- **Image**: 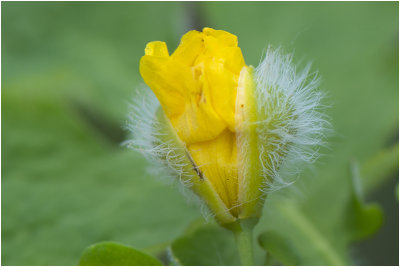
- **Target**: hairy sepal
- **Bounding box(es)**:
[236,66,265,219]
[254,47,328,191]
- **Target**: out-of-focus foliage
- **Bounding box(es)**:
[258,230,301,266]
[79,242,162,266]
[345,161,383,242]
[2,2,398,265]
[170,225,241,266]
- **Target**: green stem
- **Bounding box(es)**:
[280,202,346,265]
[232,220,255,266]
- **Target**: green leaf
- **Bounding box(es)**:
[79,242,163,266]
[258,231,301,265]
[345,161,384,242]
[347,202,383,242]
[361,144,399,193]
[170,225,240,266]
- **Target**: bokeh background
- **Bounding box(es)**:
[2,2,399,266]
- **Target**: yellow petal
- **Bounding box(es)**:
[171,30,205,66]
[144,41,169,57]
[140,54,227,144]
[203,27,238,47]
[203,61,242,131]
[140,55,190,117]
[219,47,246,75]
[171,61,227,143]
[191,34,245,131]
[188,129,238,215]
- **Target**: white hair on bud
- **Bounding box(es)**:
[124,88,206,209]
[254,47,329,192]
[125,88,187,184]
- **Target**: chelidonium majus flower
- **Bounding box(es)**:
[127,28,327,226]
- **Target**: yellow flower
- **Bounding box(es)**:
[140,28,244,143]
[140,28,257,223]
[130,27,327,225]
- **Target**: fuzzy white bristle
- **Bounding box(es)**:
[254,47,329,191]
[124,88,209,214]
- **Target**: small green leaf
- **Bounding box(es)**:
[345,161,384,242]
[79,242,163,266]
[170,225,240,266]
[347,202,383,242]
[258,231,301,266]
[361,144,399,193]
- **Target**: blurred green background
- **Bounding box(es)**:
[2,2,398,266]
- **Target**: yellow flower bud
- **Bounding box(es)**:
[127,28,327,225]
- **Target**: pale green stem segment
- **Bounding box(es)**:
[234,225,254,266]
[225,218,258,266]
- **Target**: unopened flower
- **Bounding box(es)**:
[126,28,327,226]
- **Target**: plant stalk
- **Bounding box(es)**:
[232,220,255,266]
